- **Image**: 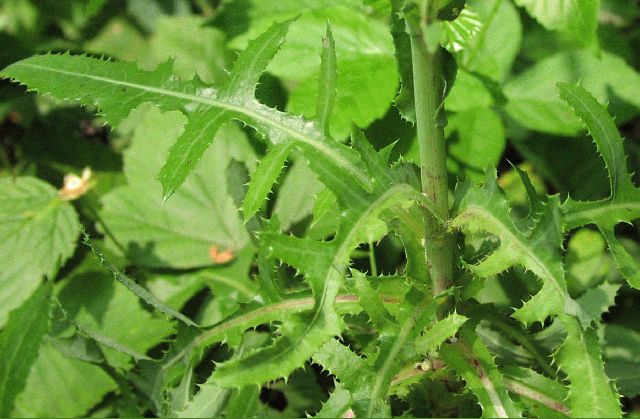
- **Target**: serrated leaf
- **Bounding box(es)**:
[415,311,468,354]
[0,283,52,416]
[101,105,254,268]
[458,0,522,82]
[451,170,581,326]
[440,324,524,418]
[442,7,482,53]
[364,289,437,417]
[0,22,373,201]
[82,232,199,328]
[228,2,398,138]
[0,177,80,327]
[313,339,382,417]
[352,270,396,333]
[575,281,620,325]
[390,0,416,123]
[502,365,569,418]
[558,83,640,290]
[505,52,640,135]
[314,384,352,418]
[212,186,417,389]
[554,315,622,418]
[12,340,116,418]
[513,0,600,50]
[242,142,292,221]
[315,24,337,136]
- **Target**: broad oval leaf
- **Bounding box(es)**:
[0,177,80,327]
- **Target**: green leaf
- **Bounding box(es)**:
[82,233,199,328]
[210,174,418,387]
[0,177,80,327]
[440,324,524,418]
[502,365,569,418]
[315,24,337,136]
[56,257,176,367]
[315,384,352,418]
[242,142,292,222]
[313,338,382,417]
[352,271,396,333]
[12,340,116,418]
[0,283,52,416]
[415,311,468,354]
[442,7,483,53]
[575,281,620,325]
[141,16,232,84]
[601,323,640,397]
[364,289,438,417]
[554,315,622,418]
[505,51,640,135]
[228,2,398,139]
[458,0,522,81]
[1,23,373,202]
[446,107,505,179]
[558,83,640,289]
[390,0,416,123]
[272,156,324,231]
[101,105,254,268]
[452,170,581,326]
[513,0,600,50]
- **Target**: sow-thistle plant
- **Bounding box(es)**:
[0,0,638,418]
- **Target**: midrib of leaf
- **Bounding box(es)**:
[563,201,640,228]
[211,184,418,384]
[151,293,399,380]
[503,378,569,415]
[459,204,564,298]
[367,296,431,417]
[9,62,371,189]
[456,342,512,418]
[558,82,627,193]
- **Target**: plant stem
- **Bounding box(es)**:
[409,16,454,316]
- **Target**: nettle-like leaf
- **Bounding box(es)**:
[554,315,622,418]
[451,170,583,326]
[0,282,52,417]
[0,177,80,327]
[440,323,524,418]
[558,83,640,290]
[513,0,600,50]
[100,104,255,269]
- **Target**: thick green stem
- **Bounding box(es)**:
[409,21,454,315]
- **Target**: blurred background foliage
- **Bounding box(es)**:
[1,0,640,417]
